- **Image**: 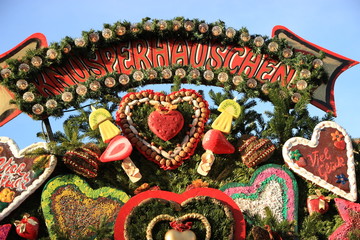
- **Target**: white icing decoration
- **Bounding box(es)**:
[233,180,285,222]
[0,137,57,221]
[282,121,357,202]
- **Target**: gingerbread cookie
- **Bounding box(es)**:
[282,121,357,202]
[0,137,56,221]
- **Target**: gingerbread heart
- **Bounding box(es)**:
[41,175,130,240]
[220,164,298,229]
[0,137,57,221]
[116,89,209,170]
[114,188,246,240]
[282,121,357,202]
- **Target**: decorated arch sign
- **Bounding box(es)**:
[0,18,358,125]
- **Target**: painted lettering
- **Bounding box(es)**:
[0,157,31,191]
[29,38,297,96]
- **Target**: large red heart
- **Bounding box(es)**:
[0,137,57,221]
[114,188,246,240]
[148,108,184,141]
[116,89,209,170]
[282,121,357,202]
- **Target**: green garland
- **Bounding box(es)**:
[0,17,325,120]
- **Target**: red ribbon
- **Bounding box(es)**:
[170,221,193,232]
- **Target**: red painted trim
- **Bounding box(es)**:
[0,33,48,126]
[114,188,246,240]
[0,33,48,61]
[272,25,359,116]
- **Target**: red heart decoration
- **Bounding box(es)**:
[148,109,184,141]
[114,188,246,240]
[116,89,209,170]
[334,140,346,150]
[282,121,357,202]
[0,137,57,221]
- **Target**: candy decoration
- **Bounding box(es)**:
[100,135,142,183]
[329,198,360,240]
[238,135,275,168]
[148,104,184,141]
[63,143,101,178]
[0,137,57,221]
[307,190,331,215]
[221,164,298,229]
[197,129,235,176]
[0,224,11,240]
[42,175,130,240]
[282,121,357,202]
[211,99,241,134]
[89,106,121,143]
[14,213,39,240]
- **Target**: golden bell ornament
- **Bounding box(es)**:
[164,229,196,240]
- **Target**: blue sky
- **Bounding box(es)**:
[0,0,359,149]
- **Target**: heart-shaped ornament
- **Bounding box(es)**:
[148,106,184,141]
[41,174,130,240]
[220,164,298,229]
[116,89,209,170]
[114,188,246,240]
[0,137,57,221]
[282,121,357,202]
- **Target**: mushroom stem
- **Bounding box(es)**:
[197,150,215,176]
[121,157,142,183]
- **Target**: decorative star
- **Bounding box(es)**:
[336,174,349,185]
[329,198,360,240]
[0,224,11,240]
[273,26,359,116]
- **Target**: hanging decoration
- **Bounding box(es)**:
[282,121,357,202]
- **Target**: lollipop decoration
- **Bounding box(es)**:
[100,135,142,183]
[197,99,240,176]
